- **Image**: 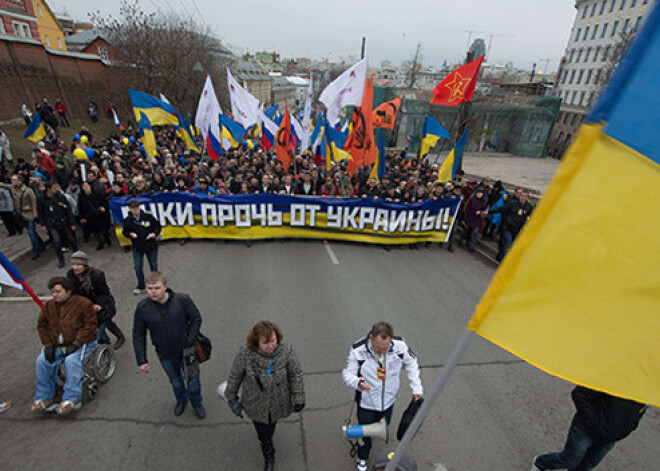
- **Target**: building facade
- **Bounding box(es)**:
[547,0,655,158]
[32,0,65,50]
[0,0,40,40]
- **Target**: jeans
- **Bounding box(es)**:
[35,341,97,403]
[356,406,393,461]
[460,225,480,251]
[98,319,118,343]
[26,219,45,256]
[132,247,158,289]
[158,354,202,406]
[535,422,616,471]
[48,226,78,261]
[496,227,514,262]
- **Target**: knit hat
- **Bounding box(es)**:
[70,251,89,265]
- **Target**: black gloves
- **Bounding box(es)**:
[44,345,56,363]
[63,345,79,356]
[293,402,305,413]
[228,399,244,418]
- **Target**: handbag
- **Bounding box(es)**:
[176,295,212,363]
[396,396,424,441]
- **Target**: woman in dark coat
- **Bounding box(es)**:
[79,181,112,250]
[225,321,305,471]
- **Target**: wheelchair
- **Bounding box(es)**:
[46,338,116,412]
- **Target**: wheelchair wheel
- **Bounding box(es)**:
[92,345,116,383]
[84,381,99,402]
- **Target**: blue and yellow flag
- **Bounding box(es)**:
[437,126,469,183]
[420,116,450,158]
[137,112,157,157]
[176,115,201,153]
[129,89,178,126]
[468,3,660,408]
[24,113,46,143]
[220,114,247,150]
[368,129,387,183]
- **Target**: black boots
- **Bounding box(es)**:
[108,325,125,350]
[260,441,275,471]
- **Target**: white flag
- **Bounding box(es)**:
[301,76,313,151]
[159,93,171,104]
[319,57,368,125]
[195,75,223,141]
[227,68,261,128]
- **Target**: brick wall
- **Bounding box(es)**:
[0,37,131,122]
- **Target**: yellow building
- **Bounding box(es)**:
[32,0,66,51]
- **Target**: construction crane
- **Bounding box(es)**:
[464,30,515,60]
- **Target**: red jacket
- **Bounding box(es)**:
[55,102,67,114]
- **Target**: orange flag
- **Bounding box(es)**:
[431,55,484,107]
[372,96,401,130]
[275,105,292,171]
[346,77,377,176]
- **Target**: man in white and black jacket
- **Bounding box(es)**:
[342,322,423,471]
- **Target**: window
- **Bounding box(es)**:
[634,16,643,31]
[588,92,596,107]
[580,92,586,106]
[609,0,616,12]
[575,28,582,41]
[600,0,607,14]
[612,20,619,35]
[620,0,626,10]
[595,69,601,83]
[582,6,588,19]
[602,23,609,37]
[577,70,584,84]
[585,48,592,62]
[630,0,636,6]
[591,3,598,15]
[45,34,50,47]
[570,70,576,83]
[603,45,611,60]
[12,22,31,39]
[571,113,580,126]
[57,37,62,49]
[594,46,601,61]
[583,26,590,40]
[572,91,579,105]
[563,112,571,124]
[623,18,630,32]
[37,4,43,16]
[562,70,568,83]
[586,69,593,84]
[592,24,599,38]
[577,49,583,62]
[569,49,576,62]
[98,46,108,60]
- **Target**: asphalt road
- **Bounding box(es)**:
[0,239,658,470]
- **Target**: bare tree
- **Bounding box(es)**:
[91,0,228,118]
[403,43,423,88]
[596,29,635,93]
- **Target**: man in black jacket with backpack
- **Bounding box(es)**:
[122,199,161,294]
[531,385,647,470]
[132,271,206,419]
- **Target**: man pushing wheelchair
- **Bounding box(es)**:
[32,277,97,416]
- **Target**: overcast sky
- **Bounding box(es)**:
[50,0,577,72]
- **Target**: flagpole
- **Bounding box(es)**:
[383,330,475,471]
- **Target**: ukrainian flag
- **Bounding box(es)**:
[437,127,469,183]
[129,89,178,126]
[176,115,201,153]
[368,129,386,183]
[220,114,246,150]
[419,116,449,158]
[468,3,660,408]
[326,119,352,169]
[24,113,46,143]
[137,112,157,157]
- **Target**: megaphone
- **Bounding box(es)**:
[342,417,388,443]
[217,380,228,401]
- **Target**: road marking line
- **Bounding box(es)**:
[323,241,340,265]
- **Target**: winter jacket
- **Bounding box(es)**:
[79,190,110,233]
[0,183,38,221]
[37,295,97,347]
[132,290,201,365]
[122,210,161,254]
[571,386,647,444]
[225,343,305,423]
[343,335,423,411]
[463,196,487,228]
[488,198,533,235]
[39,192,75,229]
[0,187,13,213]
[67,267,116,323]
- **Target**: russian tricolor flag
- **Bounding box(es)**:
[0,250,42,307]
[206,127,225,161]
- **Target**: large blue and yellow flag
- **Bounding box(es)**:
[420,116,450,158]
[129,89,178,126]
[368,130,387,183]
[437,126,469,183]
[468,3,660,408]
[24,113,46,143]
[176,114,201,153]
[220,114,247,150]
[137,112,157,157]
